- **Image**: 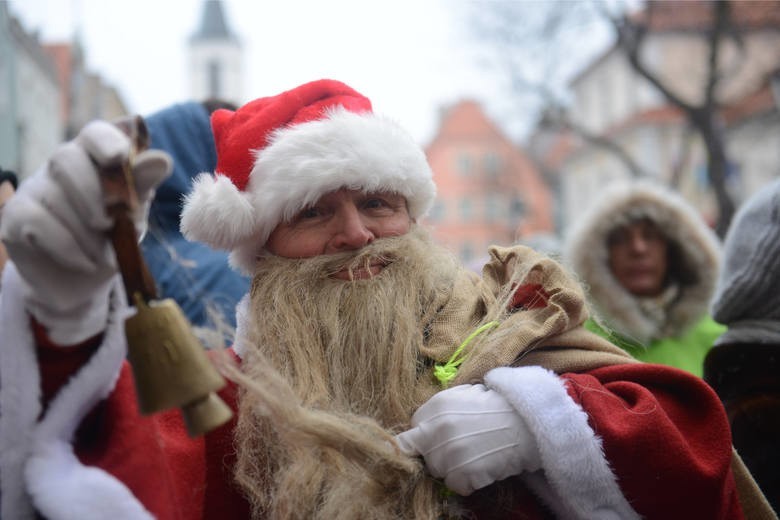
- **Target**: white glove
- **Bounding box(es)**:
[394,383,541,496]
[0,120,172,344]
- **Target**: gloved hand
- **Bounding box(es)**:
[394,383,541,496]
[0,120,172,344]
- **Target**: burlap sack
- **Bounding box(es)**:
[421,244,775,519]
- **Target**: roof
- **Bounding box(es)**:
[721,82,778,125]
[429,100,508,143]
[571,0,780,87]
[6,7,58,84]
[190,0,238,42]
[634,0,780,33]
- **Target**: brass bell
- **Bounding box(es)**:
[125,293,233,437]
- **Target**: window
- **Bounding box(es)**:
[696,161,741,190]
[509,196,525,220]
[460,242,475,264]
[483,153,502,179]
[427,200,445,222]
[456,153,473,176]
[460,197,473,221]
[485,195,502,222]
[695,164,709,188]
[208,60,222,98]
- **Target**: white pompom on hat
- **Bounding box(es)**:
[180,79,436,274]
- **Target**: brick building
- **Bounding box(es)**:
[424,100,554,265]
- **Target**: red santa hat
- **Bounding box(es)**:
[180,79,436,274]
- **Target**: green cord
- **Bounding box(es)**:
[433,321,499,387]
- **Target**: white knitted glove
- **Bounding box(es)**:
[394,383,541,496]
[0,120,171,344]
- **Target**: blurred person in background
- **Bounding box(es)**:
[142,99,250,345]
[705,178,780,513]
[563,180,725,377]
[0,168,18,283]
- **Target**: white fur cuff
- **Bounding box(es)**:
[485,366,639,520]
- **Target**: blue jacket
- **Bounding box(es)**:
[141,102,250,333]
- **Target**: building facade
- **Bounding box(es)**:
[0,2,62,180]
[424,100,554,265]
[538,0,780,232]
[44,42,128,141]
[0,3,129,181]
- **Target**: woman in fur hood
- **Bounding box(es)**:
[563,180,725,377]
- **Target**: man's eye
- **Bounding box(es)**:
[364,198,386,209]
[298,207,321,219]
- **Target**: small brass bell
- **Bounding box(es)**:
[126,294,233,437]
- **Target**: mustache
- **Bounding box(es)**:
[270,235,408,280]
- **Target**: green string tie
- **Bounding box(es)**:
[433,321,499,388]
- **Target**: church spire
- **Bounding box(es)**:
[187,0,244,104]
[190,0,237,42]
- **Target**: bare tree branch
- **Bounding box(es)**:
[704,1,729,111]
[467,0,756,235]
[603,0,698,113]
[541,111,649,178]
[597,0,738,235]
[669,124,696,189]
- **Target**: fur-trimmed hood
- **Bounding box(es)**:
[563,180,721,344]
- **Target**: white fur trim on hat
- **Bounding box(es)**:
[180,173,257,250]
[181,108,435,275]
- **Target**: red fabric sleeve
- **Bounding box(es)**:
[34,320,250,519]
[74,363,249,519]
[563,363,743,519]
[33,318,101,410]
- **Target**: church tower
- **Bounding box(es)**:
[188,0,243,105]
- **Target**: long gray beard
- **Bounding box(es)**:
[240,226,457,424]
[231,226,465,519]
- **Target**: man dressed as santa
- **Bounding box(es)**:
[0,79,770,519]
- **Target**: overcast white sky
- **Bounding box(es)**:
[8,0,524,145]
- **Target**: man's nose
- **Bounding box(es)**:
[329,206,375,251]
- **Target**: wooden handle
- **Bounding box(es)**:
[107,201,158,303]
[100,116,157,304]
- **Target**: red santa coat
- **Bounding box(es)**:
[34,343,744,519]
[53,355,249,519]
[0,266,743,519]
